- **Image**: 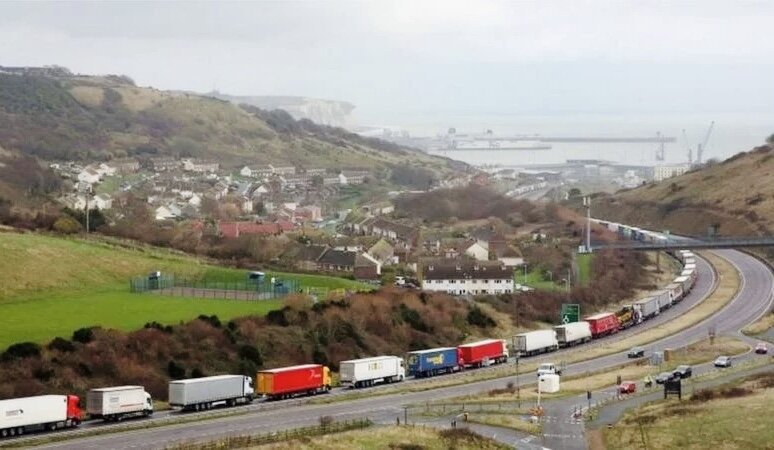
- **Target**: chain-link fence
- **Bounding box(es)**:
[130,274,300,301]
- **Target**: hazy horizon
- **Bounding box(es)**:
[2,1,773,125]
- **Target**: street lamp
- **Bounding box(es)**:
[523,263,528,285]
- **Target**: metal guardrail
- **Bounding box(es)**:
[591,237,774,251]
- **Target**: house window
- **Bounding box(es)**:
[472,280,477,284]
[450,280,456,284]
[495,279,501,284]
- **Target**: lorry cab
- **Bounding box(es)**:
[144,392,154,414]
[323,366,332,390]
[66,395,82,424]
[243,375,255,398]
[398,359,406,380]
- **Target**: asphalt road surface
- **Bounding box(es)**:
[25,249,773,449]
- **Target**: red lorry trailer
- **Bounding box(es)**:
[256,364,332,400]
[584,312,621,338]
[458,339,509,368]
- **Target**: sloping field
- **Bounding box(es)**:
[0,231,366,348]
[594,144,774,236]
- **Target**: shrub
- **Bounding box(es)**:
[167,360,186,379]
[72,327,96,344]
[190,367,205,378]
[52,216,82,234]
[47,337,76,353]
[467,306,496,328]
[237,344,263,367]
[2,342,42,361]
[197,315,222,328]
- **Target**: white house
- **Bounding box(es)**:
[77,168,101,185]
[155,204,182,220]
[653,164,691,182]
[240,166,253,177]
[188,194,202,207]
[93,193,113,210]
[241,196,253,213]
[97,163,116,177]
[463,241,489,261]
[338,173,348,185]
[60,194,88,210]
[421,263,514,296]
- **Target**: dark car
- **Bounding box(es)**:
[673,365,692,379]
[655,372,676,384]
[627,346,645,358]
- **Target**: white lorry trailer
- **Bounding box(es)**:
[554,321,592,347]
[634,296,660,320]
[652,290,672,310]
[512,330,559,356]
[87,386,153,421]
[0,395,81,437]
[339,356,405,388]
[169,375,254,412]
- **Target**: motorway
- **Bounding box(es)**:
[21,249,773,449]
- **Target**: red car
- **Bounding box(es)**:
[755,342,768,354]
[618,382,637,394]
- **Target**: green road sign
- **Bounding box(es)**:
[561,303,580,323]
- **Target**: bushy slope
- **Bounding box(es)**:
[593,144,774,237]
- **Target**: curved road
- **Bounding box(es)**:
[26,249,774,449]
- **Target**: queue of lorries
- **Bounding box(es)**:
[0,222,699,439]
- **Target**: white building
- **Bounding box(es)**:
[653,164,691,182]
[463,241,489,261]
[93,193,113,210]
[77,168,101,185]
[421,263,514,295]
[155,204,182,221]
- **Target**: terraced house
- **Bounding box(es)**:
[421,263,514,295]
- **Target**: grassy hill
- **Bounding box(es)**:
[0,67,462,203]
[593,143,774,237]
[0,230,367,349]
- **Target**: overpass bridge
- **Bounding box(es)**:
[591,236,774,251]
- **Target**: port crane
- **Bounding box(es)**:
[682,121,715,165]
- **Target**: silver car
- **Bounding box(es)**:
[713,356,732,368]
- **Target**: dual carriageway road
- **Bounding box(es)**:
[23,248,774,449]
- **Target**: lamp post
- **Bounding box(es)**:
[523,263,528,285]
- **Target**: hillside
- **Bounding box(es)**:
[0,66,460,200]
[207,91,356,127]
[593,143,774,237]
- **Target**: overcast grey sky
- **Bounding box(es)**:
[1,1,773,124]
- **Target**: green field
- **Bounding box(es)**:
[0,232,368,349]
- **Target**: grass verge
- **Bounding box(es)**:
[255,425,510,450]
[599,371,774,450]
[468,413,542,435]
[741,312,774,338]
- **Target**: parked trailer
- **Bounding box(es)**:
[87,386,153,422]
[407,347,461,378]
[458,339,509,367]
[652,289,672,310]
[584,312,621,338]
[684,258,696,266]
[512,330,559,356]
[339,356,404,388]
[0,395,81,437]
[169,375,254,411]
[681,268,697,288]
[554,321,592,347]
[634,296,660,320]
[257,364,331,399]
[665,283,684,304]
